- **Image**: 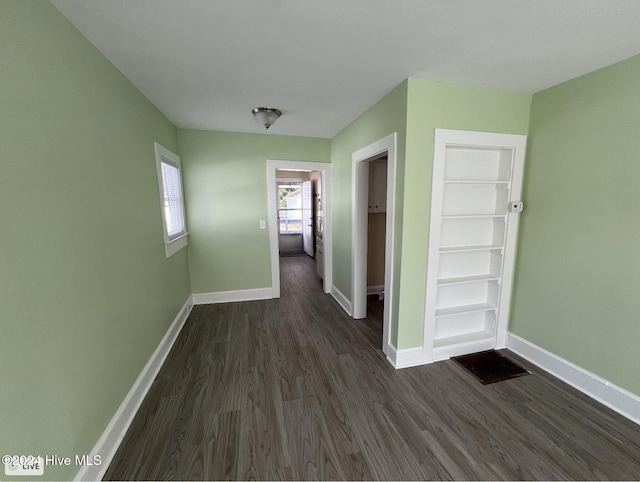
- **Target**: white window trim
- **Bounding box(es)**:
[277,181,304,235]
[154,142,188,258]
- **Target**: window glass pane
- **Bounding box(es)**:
[161,161,185,238]
[278,184,302,234]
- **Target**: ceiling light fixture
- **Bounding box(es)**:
[252,107,282,130]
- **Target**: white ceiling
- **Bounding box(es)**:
[51,0,640,138]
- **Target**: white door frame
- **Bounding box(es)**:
[351,133,397,356]
[267,160,332,297]
[301,180,314,257]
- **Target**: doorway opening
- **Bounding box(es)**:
[276,171,320,260]
[366,158,388,338]
[352,133,397,357]
[267,160,332,298]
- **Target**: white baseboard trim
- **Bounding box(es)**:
[75,296,194,481]
[389,345,427,369]
[507,332,640,426]
[367,284,384,295]
[192,287,273,305]
[386,343,398,367]
[330,285,352,316]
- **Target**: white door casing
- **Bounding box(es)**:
[351,133,397,357]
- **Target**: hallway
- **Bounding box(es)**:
[105,256,640,480]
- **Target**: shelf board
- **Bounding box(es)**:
[443,179,510,185]
[441,214,506,220]
[435,302,496,318]
[433,329,495,348]
[440,244,503,253]
[438,274,500,286]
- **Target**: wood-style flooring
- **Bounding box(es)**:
[105,255,640,480]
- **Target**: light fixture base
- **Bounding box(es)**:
[252,107,282,130]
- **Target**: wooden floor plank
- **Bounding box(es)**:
[104,255,640,480]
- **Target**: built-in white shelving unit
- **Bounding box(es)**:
[424,129,527,361]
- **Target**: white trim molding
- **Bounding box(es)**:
[75,297,194,481]
[192,287,273,305]
[367,284,385,295]
[508,332,640,426]
[386,344,426,369]
[386,344,398,367]
[330,285,352,316]
[164,233,189,258]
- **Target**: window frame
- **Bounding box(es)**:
[277,182,304,235]
[154,142,188,258]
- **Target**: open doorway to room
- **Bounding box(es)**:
[276,170,321,259]
[352,134,397,357]
[275,169,324,298]
[366,158,388,337]
[267,160,332,299]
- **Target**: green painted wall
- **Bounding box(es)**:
[509,54,640,395]
[396,79,532,349]
[2,5,634,477]
[0,2,191,480]
[330,82,408,345]
[178,130,330,294]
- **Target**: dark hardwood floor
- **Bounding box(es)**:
[105,255,640,480]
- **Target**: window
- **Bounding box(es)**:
[278,183,303,234]
[154,143,188,257]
